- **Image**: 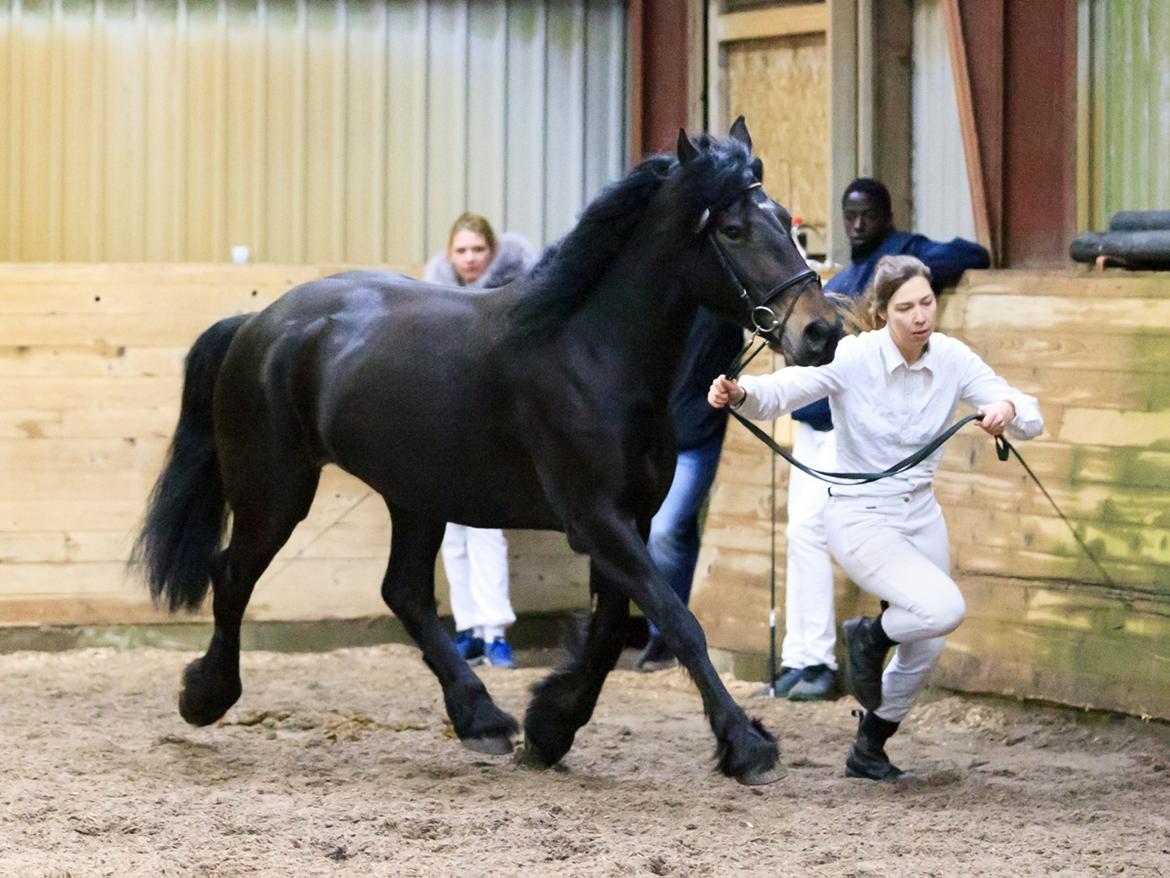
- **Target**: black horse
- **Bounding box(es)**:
[134,118,840,785]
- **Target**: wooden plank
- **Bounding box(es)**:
[958,294,1170,334]
[714,4,828,44]
[0,377,181,410]
[0,408,179,441]
[935,470,1170,528]
[0,284,287,315]
[940,433,1170,489]
[0,346,187,379]
[828,0,858,264]
[0,262,419,284]
[0,595,177,627]
[0,437,170,470]
[3,470,157,502]
[1057,408,1170,447]
[0,313,257,347]
[990,364,1170,411]
[0,500,145,533]
[0,530,132,564]
[955,329,1169,375]
[942,0,993,256]
[946,506,1170,571]
[953,543,1166,589]
[960,268,1170,299]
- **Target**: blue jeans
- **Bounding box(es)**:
[646,436,725,639]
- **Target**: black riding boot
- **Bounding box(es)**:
[845,709,904,782]
[842,614,895,711]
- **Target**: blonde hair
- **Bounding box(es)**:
[847,255,933,331]
[447,212,498,254]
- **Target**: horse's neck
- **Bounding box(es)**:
[579,250,699,393]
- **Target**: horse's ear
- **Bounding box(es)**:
[729,115,752,151]
[677,128,700,164]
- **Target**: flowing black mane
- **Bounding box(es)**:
[507,133,758,341]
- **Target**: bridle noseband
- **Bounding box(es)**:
[701,181,821,337]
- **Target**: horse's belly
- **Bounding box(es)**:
[333,436,560,531]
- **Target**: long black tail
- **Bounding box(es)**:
[132,314,251,612]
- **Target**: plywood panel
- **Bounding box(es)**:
[725,32,829,238]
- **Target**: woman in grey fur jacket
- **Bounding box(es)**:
[424,213,537,669]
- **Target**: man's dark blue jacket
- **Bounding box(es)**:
[792,230,990,431]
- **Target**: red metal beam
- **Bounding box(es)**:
[630,0,692,159]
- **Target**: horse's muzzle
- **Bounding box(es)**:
[795,316,841,366]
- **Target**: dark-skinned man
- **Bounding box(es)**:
[768,177,989,702]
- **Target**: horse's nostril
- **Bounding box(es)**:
[803,319,833,346]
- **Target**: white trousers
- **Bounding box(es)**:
[440,524,515,634]
[781,421,838,670]
[825,487,966,722]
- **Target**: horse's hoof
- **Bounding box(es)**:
[178,687,228,727]
[736,764,787,786]
[462,735,514,756]
[514,741,556,770]
[177,661,240,727]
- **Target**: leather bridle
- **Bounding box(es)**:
[701,181,821,337]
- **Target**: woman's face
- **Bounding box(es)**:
[449,230,493,285]
[882,275,936,356]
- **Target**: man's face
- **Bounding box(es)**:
[842,191,893,252]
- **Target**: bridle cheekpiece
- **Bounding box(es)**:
[701,181,821,337]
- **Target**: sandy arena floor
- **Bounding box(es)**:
[1,644,1168,877]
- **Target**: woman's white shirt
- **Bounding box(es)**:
[734,328,1044,497]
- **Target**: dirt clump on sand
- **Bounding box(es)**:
[1,644,1168,877]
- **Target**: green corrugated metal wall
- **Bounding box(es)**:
[1081,0,1170,230]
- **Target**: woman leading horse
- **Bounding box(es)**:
[133,118,840,785]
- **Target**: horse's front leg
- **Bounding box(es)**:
[522,562,630,768]
[534,506,782,785]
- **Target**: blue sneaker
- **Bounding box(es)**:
[454,630,485,664]
[753,666,802,698]
[787,664,837,702]
[773,666,804,697]
[485,637,517,669]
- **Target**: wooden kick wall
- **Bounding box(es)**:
[0,263,589,628]
[691,269,1170,719]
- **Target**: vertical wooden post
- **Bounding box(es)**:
[828,0,858,264]
[942,0,994,258]
[627,0,644,165]
[686,0,706,132]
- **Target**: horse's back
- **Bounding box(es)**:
[212,268,553,523]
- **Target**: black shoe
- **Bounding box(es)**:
[787,664,836,701]
[636,636,677,672]
[845,709,904,782]
[843,615,894,711]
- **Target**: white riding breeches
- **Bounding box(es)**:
[825,486,965,722]
[441,524,515,633]
[781,421,838,671]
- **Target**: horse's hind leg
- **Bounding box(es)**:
[178,466,320,726]
[522,565,629,768]
[381,505,518,753]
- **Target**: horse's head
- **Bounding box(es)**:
[674,118,841,366]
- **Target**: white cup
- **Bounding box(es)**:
[231,245,250,265]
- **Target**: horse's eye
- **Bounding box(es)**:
[721,225,743,241]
